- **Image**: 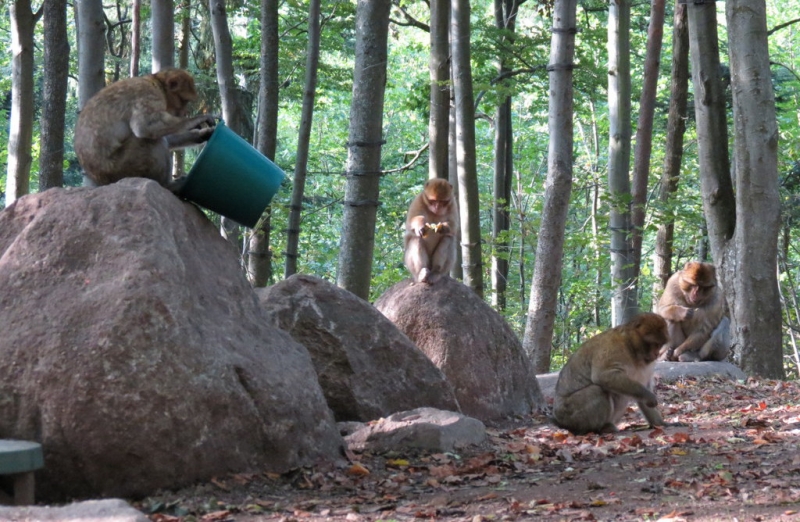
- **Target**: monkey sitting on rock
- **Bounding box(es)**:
[552,313,669,435]
[74,68,217,194]
[656,261,730,362]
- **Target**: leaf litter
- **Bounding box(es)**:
[138,376,800,521]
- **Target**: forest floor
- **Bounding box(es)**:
[138,376,800,522]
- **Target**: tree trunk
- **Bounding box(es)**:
[152,0,175,70]
[653,1,689,291]
[130,0,141,77]
[209,0,248,249]
[522,0,577,373]
[285,0,321,278]
[725,0,782,378]
[172,1,191,178]
[607,0,636,325]
[248,0,280,287]
[335,0,391,299]
[6,0,39,205]
[39,0,69,191]
[687,0,735,262]
[630,0,665,280]
[491,0,518,311]
[451,0,483,297]
[428,0,450,180]
[76,0,105,108]
[448,101,464,280]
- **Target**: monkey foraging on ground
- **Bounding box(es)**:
[552,313,668,435]
[656,261,730,362]
[74,68,217,194]
[404,179,459,284]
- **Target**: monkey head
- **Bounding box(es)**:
[155,68,199,117]
[679,261,717,307]
[423,179,454,217]
[630,312,668,360]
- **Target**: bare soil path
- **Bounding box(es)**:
[139,376,800,522]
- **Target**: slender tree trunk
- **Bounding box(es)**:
[152,0,175,70]
[451,0,483,297]
[285,0,321,278]
[522,0,577,373]
[687,0,735,262]
[39,0,69,191]
[630,0,665,280]
[491,0,518,311]
[130,0,141,77]
[448,101,463,280]
[653,1,689,291]
[336,0,391,299]
[172,1,191,178]
[248,0,280,287]
[77,0,105,108]
[725,0,782,378]
[6,0,39,205]
[429,0,450,180]
[209,0,247,250]
[607,0,636,325]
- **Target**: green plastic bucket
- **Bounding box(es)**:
[180,121,285,228]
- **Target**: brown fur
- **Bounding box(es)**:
[656,261,730,362]
[552,313,668,435]
[74,68,216,193]
[403,179,459,284]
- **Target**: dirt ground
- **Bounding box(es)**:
[138,375,800,522]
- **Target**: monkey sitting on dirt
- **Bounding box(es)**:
[551,313,669,435]
[74,68,217,194]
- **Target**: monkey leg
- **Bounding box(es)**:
[428,235,456,284]
[698,316,731,361]
[552,385,618,435]
[404,237,431,284]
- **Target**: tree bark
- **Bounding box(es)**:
[336,0,391,299]
[248,0,280,287]
[6,0,40,205]
[428,0,450,180]
[285,0,321,277]
[491,0,518,311]
[451,0,483,297]
[630,0,665,280]
[39,0,70,191]
[209,0,248,249]
[653,1,689,291]
[130,0,141,77]
[152,0,175,70]
[607,0,636,325]
[522,0,577,373]
[76,0,105,109]
[725,0,783,378]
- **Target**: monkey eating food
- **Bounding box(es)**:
[656,261,730,362]
[404,179,459,284]
[74,68,217,194]
[551,313,668,435]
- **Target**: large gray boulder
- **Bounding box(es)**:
[257,274,460,421]
[0,179,343,501]
[375,278,544,421]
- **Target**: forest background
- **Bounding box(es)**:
[0,0,798,378]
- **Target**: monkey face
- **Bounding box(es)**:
[426,198,452,216]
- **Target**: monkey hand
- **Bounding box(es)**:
[193,114,219,130]
[433,222,451,234]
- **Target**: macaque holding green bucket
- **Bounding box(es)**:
[179,121,285,228]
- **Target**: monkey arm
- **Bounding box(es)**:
[130,109,217,141]
[165,126,215,150]
[657,304,693,322]
[407,216,427,237]
[592,367,657,407]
